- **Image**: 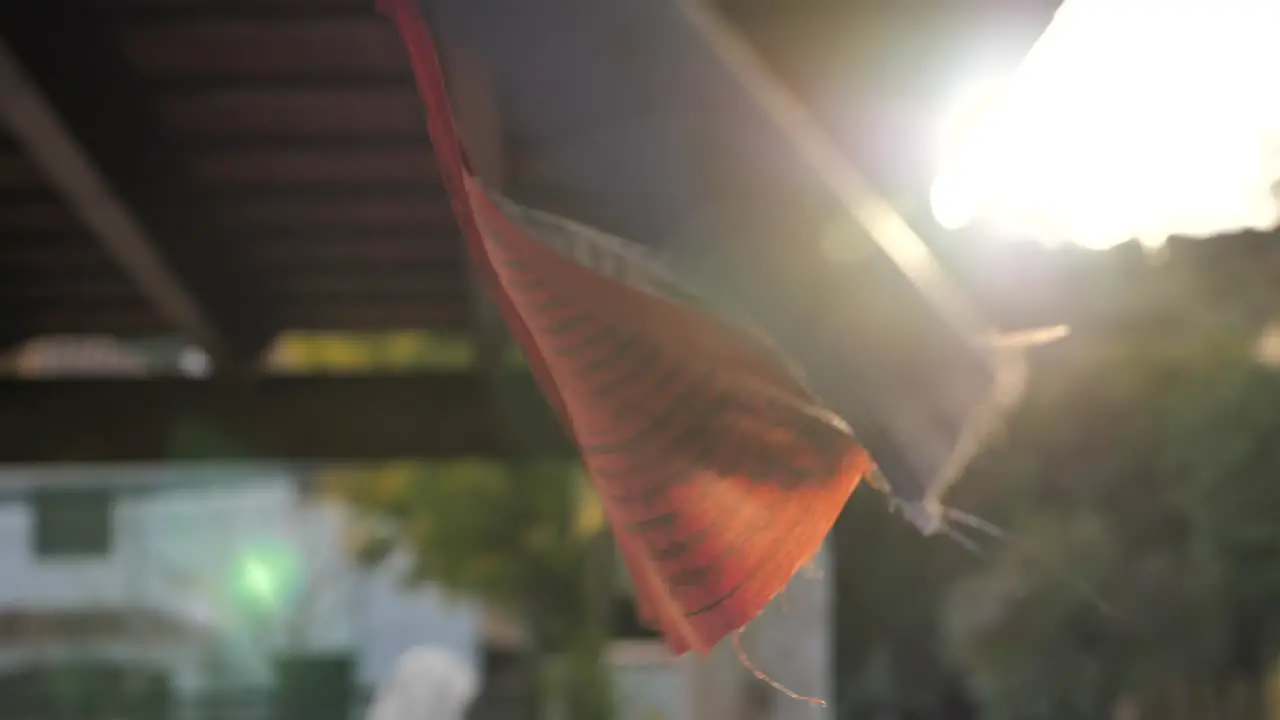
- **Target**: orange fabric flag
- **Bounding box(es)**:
[376,0,871,655]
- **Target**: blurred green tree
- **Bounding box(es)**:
[940,238,1280,719]
[328,459,614,719]
[280,330,611,719]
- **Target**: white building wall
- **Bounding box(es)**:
[0,465,481,693]
[605,543,831,720]
[609,641,693,720]
[687,544,833,720]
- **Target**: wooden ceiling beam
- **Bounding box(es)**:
[93,2,372,23]
[0,373,570,464]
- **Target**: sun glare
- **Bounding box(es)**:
[931,0,1280,250]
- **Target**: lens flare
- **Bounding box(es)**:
[932,0,1280,250]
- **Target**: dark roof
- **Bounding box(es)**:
[0,0,464,366]
[0,0,1070,361]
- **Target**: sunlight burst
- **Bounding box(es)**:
[932,0,1280,250]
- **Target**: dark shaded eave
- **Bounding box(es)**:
[0,1,277,368]
[0,373,570,464]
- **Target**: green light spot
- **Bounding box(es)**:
[242,558,277,602]
[232,546,300,612]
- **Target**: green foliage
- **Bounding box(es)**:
[283,329,606,717]
[328,461,602,648]
[938,242,1280,719]
[328,460,614,718]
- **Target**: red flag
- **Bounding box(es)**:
[377,0,871,655]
